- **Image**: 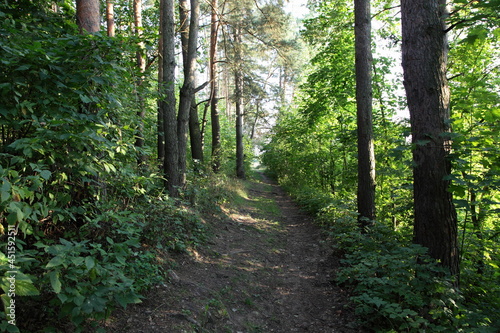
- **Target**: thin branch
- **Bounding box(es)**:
[194,81,209,93]
[371,5,400,19]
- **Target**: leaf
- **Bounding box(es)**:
[15,279,40,296]
[85,257,95,270]
[48,271,61,293]
[6,212,18,225]
[115,292,142,308]
[57,293,68,303]
[39,170,51,180]
[415,139,430,146]
[71,257,84,266]
[46,256,64,268]
[485,108,500,121]
[448,184,466,197]
[73,293,85,306]
[0,293,10,310]
[14,64,31,71]
[453,199,469,209]
[1,180,11,202]
[79,95,92,104]
[7,202,24,223]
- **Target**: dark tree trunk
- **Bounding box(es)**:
[250,102,260,140]
[178,0,200,186]
[157,0,165,167]
[401,0,459,278]
[209,0,221,172]
[189,97,204,162]
[180,1,203,163]
[76,0,100,34]
[160,0,180,196]
[354,0,376,228]
[234,26,245,179]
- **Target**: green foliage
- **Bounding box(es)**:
[263,0,413,229]
[0,3,212,331]
[263,0,499,332]
[320,209,499,332]
[141,197,207,253]
[38,237,143,329]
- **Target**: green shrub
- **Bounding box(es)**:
[38,238,142,329]
[322,213,500,332]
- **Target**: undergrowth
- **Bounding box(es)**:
[266,170,499,332]
[0,166,227,332]
[317,205,500,333]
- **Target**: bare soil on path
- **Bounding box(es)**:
[105,173,364,333]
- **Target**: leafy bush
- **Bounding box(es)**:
[0,5,213,331]
[320,209,499,332]
[140,197,207,253]
[38,238,142,329]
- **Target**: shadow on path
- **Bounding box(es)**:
[105,172,364,333]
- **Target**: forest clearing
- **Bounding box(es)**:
[1,0,499,332]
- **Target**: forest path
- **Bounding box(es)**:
[105,171,362,332]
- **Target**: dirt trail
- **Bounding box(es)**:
[105,173,363,332]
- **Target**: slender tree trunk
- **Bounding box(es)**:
[178,0,200,186]
[76,0,100,34]
[234,25,245,179]
[201,101,209,149]
[354,0,376,228]
[106,0,115,37]
[250,102,260,140]
[160,0,180,196]
[209,0,221,172]
[157,0,165,167]
[189,98,204,162]
[134,0,147,165]
[401,0,459,278]
[179,0,203,163]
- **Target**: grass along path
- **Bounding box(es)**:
[104,171,363,332]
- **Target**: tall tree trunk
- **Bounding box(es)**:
[201,101,209,149]
[401,0,459,278]
[157,0,165,167]
[189,98,204,162]
[178,0,199,186]
[134,0,147,165]
[179,0,203,163]
[209,0,221,172]
[354,0,376,228]
[76,0,100,34]
[106,0,115,37]
[234,25,245,179]
[250,102,260,140]
[160,0,180,196]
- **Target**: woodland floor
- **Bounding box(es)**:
[104,172,365,333]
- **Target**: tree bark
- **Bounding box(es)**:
[157,0,165,167]
[189,97,204,162]
[401,0,459,278]
[234,25,245,179]
[354,0,376,228]
[106,0,115,37]
[160,0,180,196]
[76,0,100,34]
[134,0,147,165]
[178,0,200,186]
[209,0,221,172]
